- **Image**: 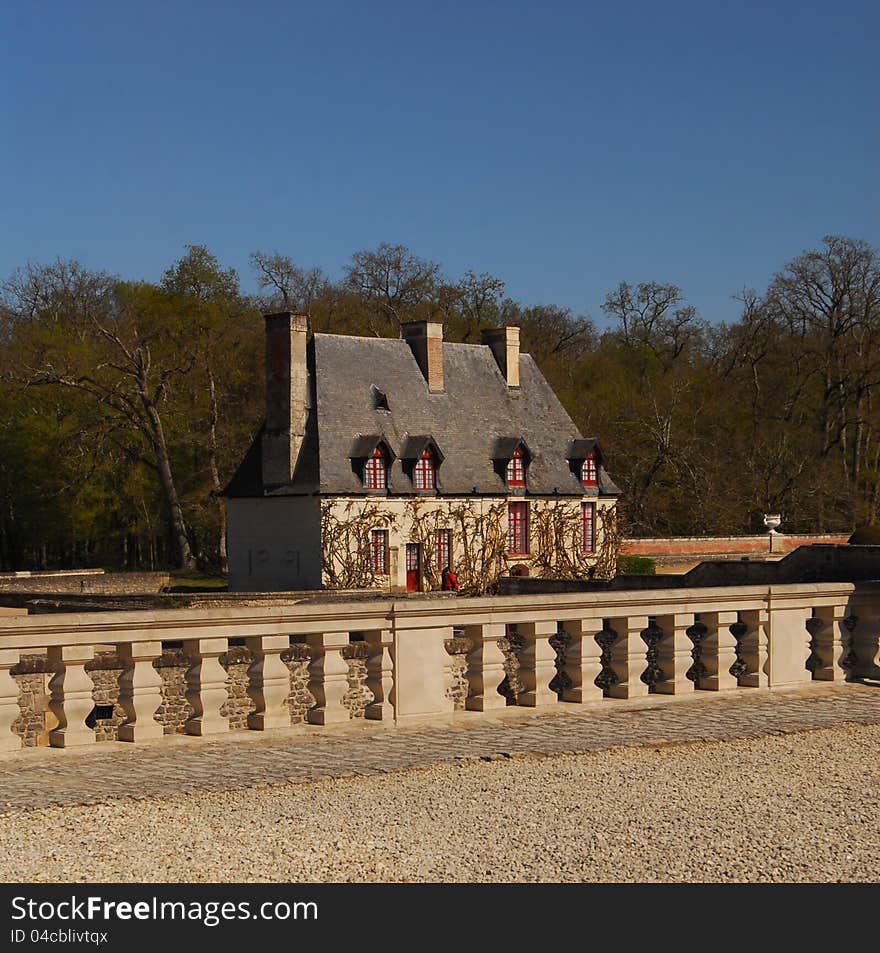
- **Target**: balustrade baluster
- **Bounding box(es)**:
[607,615,650,699]
[0,649,21,751]
[365,628,395,720]
[246,635,292,730]
[48,645,96,747]
[699,611,739,690]
[464,623,508,711]
[737,609,769,687]
[652,613,694,694]
[560,618,604,703]
[117,641,164,742]
[307,632,350,724]
[183,637,230,736]
[516,621,559,706]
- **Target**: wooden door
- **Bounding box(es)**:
[405,543,421,592]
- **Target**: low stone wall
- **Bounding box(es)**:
[620,534,850,559]
[8,643,372,746]
[0,571,170,595]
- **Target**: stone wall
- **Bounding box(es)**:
[0,571,170,595]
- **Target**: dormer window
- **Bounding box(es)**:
[364,446,388,489]
[581,452,597,486]
[414,448,436,490]
[506,447,526,487]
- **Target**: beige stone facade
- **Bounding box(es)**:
[320,495,618,593]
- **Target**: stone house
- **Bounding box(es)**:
[224,313,620,592]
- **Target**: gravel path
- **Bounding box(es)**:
[2,723,878,883]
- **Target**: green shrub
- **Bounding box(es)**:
[848,525,880,545]
[617,555,656,575]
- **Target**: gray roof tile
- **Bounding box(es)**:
[225,333,620,498]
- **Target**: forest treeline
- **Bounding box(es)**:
[1,235,878,572]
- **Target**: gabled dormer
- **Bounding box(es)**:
[349,434,395,491]
[493,437,532,492]
[400,435,445,492]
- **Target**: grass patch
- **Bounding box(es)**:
[167,570,228,591]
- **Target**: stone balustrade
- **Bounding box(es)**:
[0,581,876,752]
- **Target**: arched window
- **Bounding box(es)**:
[414,448,436,490]
[506,447,526,487]
[581,452,597,486]
[364,446,388,489]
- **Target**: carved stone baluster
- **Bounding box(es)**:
[183,637,230,736]
[650,613,693,694]
[117,641,164,742]
[47,645,96,747]
[737,609,769,687]
[516,621,559,706]
[464,623,507,711]
[365,628,395,720]
[846,611,879,679]
[307,632,350,724]
[0,649,22,751]
[699,611,739,690]
[594,623,619,696]
[560,618,604,703]
[607,615,649,699]
[246,635,292,730]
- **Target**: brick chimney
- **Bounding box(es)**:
[482,326,520,388]
[262,311,309,486]
[401,319,444,393]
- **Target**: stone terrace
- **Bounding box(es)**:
[1,682,877,812]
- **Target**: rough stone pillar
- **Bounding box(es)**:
[183,637,230,736]
[246,635,292,730]
[117,641,164,742]
[737,609,769,687]
[560,618,604,703]
[365,628,395,720]
[699,611,739,690]
[47,645,96,747]
[607,615,649,699]
[652,613,695,695]
[463,622,508,711]
[767,605,812,688]
[306,632,350,725]
[0,649,21,751]
[517,621,559,706]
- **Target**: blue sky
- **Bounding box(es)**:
[3,1,877,326]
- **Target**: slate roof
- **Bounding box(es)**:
[225,333,621,498]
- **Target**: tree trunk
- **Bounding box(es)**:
[141,394,195,570]
[206,364,228,573]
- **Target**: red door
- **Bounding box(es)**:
[406,543,421,592]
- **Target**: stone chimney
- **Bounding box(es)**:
[401,319,444,393]
[482,326,520,388]
[262,311,309,486]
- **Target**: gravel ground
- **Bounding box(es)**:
[1,723,878,883]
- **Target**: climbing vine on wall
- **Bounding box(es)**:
[320,498,620,593]
[320,500,397,588]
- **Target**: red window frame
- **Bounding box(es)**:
[506,447,526,486]
[414,448,436,490]
[370,529,388,574]
[436,528,452,570]
[364,446,388,490]
[581,502,595,553]
[507,502,529,554]
[581,453,597,486]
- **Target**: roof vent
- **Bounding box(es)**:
[371,385,390,412]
